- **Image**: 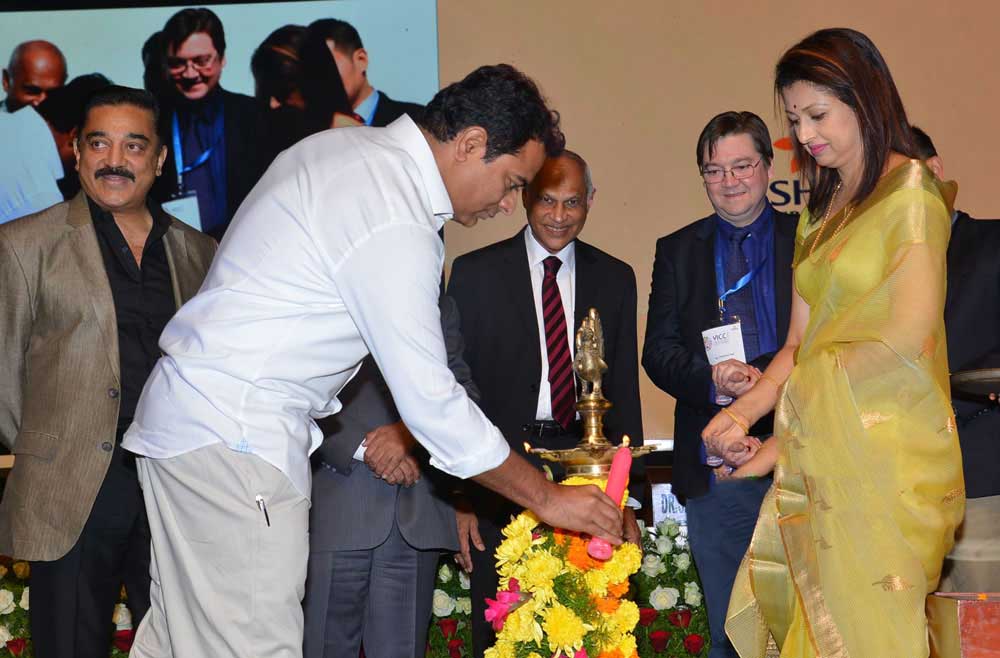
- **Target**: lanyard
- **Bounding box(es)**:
[714,233,767,323]
[172,112,214,191]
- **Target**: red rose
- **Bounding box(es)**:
[448,637,465,658]
[684,633,705,654]
[649,629,671,653]
[438,618,459,639]
[6,639,26,656]
[668,608,692,628]
[639,607,659,626]
[113,629,135,651]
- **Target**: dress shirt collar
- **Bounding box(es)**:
[384,115,453,222]
[714,201,774,242]
[524,225,576,271]
[86,193,172,237]
[355,89,380,126]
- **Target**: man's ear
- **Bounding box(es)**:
[156,143,168,176]
[355,47,369,75]
[586,187,597,210]
[72,134,82,172]
[453,126,487,164]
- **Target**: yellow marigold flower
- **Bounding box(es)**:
[12,562,29,580]
[605,542,642,583]
[611,599,639,634]
[618,634,638,657]
[484,639,517,658]
[495,529,532,570]
[521,549,563,592]
[543,602,592,654]
[585,566,611,595]
[503,603,544,645]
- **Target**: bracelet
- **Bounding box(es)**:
[721,407,750,435]
[759,373,783,389]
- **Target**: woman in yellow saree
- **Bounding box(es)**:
[701,28,965,657]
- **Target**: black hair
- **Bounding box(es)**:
[315,18,364,54]
[418,64,564,161]
[251,25,307,106]
[696,111,774,169]
[35,73,112,134]
[910,125,937,160]
[300,20,356,131]
[77,85,161,142]
[162,7,226,57]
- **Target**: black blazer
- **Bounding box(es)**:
[152,88,265,240]
[642,209,797,501]
[370,91,424,128]
[945,210,1000,498]
[448,230,644,507]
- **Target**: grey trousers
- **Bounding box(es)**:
[303,519,440,658]
[131,443,310,658]
[939,494,1000,592]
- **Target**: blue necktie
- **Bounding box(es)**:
[724,229,760,360]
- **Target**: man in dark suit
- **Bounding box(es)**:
[912,126,1000,592]
[303,295,474,658]
[318,18,424,127]
[449,150,644,657]
[0,86,216,658]
[150,7,264,240]
[642,111,796,658]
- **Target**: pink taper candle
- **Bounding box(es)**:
[587,439,632,560]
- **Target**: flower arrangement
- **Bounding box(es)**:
[0,555,134,657]
[427,560,473,658]
[629,520,709,657]
[484,476,643,658]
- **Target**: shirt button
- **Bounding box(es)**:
[108,388,120,399]
[101,442,113,452]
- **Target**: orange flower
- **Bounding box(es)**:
[592,595,621,614]
[598,649,623,658]
[607,581,629,598]
[566,538,603,571]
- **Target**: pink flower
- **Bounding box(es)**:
[574,648,589,658]
[483,579,524,632]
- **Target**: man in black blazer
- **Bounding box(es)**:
[449,150,643,657]
[912,126,1000,592]
[150,7,265,241]
[642,112,796,658]
[318,18,424,127]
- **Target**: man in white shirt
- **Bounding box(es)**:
[123,64,624,658]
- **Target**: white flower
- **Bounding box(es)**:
[0,590,15,615]
[458,570,470,591]
[0,624,10,644]
[640,554,666,578]
[455,597,472,615]
[649,586,680,611]
[18,587,27,611]
[684,581,702,607]
[112,602,132,630]
[432,589,456,617]
[657,519,681,538]
[438,564,453,584]
[675,534,689,549]
[655,535,674,555]
[673,552,691,571]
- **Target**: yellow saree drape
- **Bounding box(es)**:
[725,161,966,658]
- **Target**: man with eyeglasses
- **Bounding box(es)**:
[150,7,264,240]
[642,111,796,658]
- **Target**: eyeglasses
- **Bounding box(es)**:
[166,53,218,74]
[700,159,762,184]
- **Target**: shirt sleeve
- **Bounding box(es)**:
[333,223,510,479]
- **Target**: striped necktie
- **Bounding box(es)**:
[542,256,575,429]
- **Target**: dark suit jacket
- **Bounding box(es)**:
[945,210,1000,498]
[310,296,475,552]
[370,91,424,128]
[0,192,217,560]
[151,88,265,240]
[642,210,797,501]
[448,229,644,518]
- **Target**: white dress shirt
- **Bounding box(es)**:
[525,229,576,421]
[0,106,64,224]
[123,116,510,497]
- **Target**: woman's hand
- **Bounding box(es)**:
[701,408,762,467]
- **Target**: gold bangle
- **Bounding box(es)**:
[721,407,750,435]
[759,373,782,389]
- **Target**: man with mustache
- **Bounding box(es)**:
[0,86,216,658]
[447,150,644,657]
[150,7,263,240]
